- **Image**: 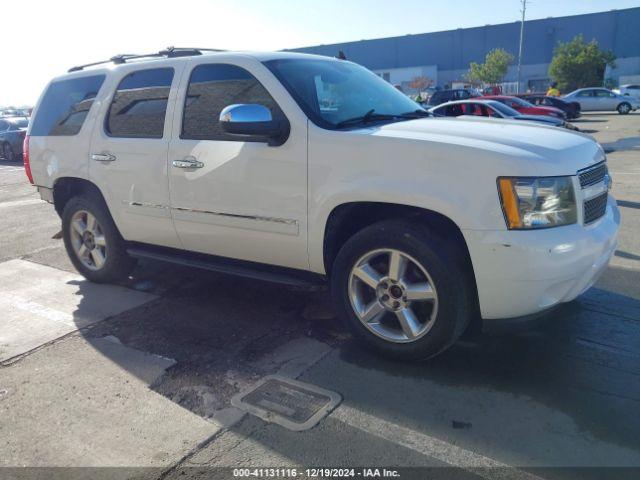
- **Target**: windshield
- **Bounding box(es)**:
[487,101,520,117]
[264,58,425,129]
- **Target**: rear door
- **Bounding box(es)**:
[593,89,617,111]
[89,62,185,248]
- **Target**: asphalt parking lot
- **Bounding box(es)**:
[1,112,639,479]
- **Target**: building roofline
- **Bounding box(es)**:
[286,6,640,51]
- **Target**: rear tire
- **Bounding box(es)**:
[617,102,631,115]
[2,143,15,162]
[330,220,473,361]
[62,195,136,283]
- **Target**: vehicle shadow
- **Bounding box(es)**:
[0,159,23,167]
[617,200,640,210]
[572,118,607,123]
[71,258,342,416]
[600,136,640,153]
[68,261,640,470]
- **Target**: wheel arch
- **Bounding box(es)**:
[322,201,473,277]
[52,177,109,218]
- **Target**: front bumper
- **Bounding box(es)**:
[463,196,620,319]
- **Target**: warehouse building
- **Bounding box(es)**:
[289,7,640,93]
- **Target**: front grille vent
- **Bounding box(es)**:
[579,162,606,188]
[584,192,608,224]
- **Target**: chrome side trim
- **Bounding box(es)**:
[171,206,299,236]
[124,201,299,235]
[172,206,298,225]
[127,201,169,209]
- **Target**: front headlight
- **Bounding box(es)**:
[498,176,577,229]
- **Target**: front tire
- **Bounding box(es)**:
[617,102,631,115]
[62,195,136,283]
[331,220,473,360]
[2,143,15,162]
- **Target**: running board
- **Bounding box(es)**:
[126,244,326,288]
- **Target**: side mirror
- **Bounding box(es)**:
[219,104,289,146]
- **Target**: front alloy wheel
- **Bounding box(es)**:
[349,248,438,343]
[331,220,473,360]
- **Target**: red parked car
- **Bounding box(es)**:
[482,95,566,119]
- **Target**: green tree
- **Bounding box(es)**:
[466,49,514,84]
[548,35,616,92]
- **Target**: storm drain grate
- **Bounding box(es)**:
[232,375,341,431]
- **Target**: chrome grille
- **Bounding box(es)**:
[584,193,608,224]
[579,162,607,188]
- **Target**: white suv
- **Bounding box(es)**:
[25,48,620,360]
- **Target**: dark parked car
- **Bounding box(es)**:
[518,94,581,119]
[427,89,477,106]
[428,100,578,130]
[0,117,29,162]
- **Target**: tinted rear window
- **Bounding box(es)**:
[106,68,174,138]
[31,75,105,136]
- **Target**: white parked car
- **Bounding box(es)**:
[563,87,640,114]
[25,48,619,360]
[615,84,640,101]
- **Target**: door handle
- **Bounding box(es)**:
[91,153,116,162]
[172,157,204,169]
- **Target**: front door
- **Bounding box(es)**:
[576,90,596,110]
[167,59,308,270]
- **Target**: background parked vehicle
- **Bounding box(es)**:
[614,84,640,101]
[517,94,581,119]
[427,89,477,106]
[0,116,28,162]
[428,99,577,130]
[563,88,640,114]
[483,95,566,119]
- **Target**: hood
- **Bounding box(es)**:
[369,116,604,175]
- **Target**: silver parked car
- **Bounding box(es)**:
[563,88,640,114]
[615,84,640,101]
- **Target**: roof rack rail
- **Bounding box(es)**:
[68,46,226,73]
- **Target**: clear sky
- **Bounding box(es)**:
[2,0,638,106]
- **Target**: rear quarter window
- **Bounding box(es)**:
[30,75,106,136]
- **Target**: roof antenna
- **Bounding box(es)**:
[337,50,347,60]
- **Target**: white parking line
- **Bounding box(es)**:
[333,405,544,480]
[0,259,158,362]
[0,198,44,209]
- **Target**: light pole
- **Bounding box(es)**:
[516,0,527,93]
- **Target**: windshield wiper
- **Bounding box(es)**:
[335,108,431,129]
[335,109,389,128]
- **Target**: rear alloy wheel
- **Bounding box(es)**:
[331,220,473,360]
[617,102,631,115]
[62,195,136,283]
[69,210,108,271]
[2,143,15,162]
